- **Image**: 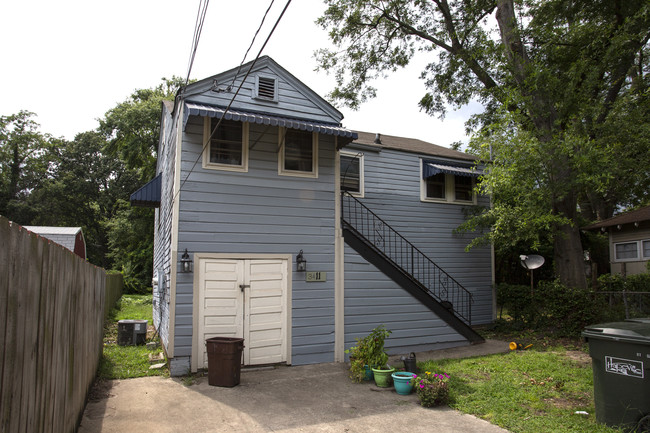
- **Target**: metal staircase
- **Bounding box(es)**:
[341,192,483,343]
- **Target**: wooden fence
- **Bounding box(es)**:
[0,216,122,433]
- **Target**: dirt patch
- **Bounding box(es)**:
[87,379,114,401]
[563,350,591,367]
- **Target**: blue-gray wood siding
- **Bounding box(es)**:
[185,59,343,126]
[152,104,177,353]
[174,115,338,365]
[343,145,493,354]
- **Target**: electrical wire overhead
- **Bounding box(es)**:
[185,0,210,87]
[175,0,293,200]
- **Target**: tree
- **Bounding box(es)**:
[0,111,53,223]
[100,77,185,180]
[316,0,650,288]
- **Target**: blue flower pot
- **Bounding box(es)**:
[364,364,374,381]
[391,371,416,395]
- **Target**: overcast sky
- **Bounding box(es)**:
[0,0,479,147]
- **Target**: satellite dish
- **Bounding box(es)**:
[519,254,545,295]
[519,254,545,270]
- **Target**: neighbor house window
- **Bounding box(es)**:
[643,240,650,259]
[202,117,248,172]
[279,128,318,177]
[340,151,364,196]
[615,242,639,261]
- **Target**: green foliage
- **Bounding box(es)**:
[346,325,392,382]
[99,294,166,380]
[0,111,55,222]
[106,200,154,294]
[420,349,618,433]
[317,0,650,290]
[496,281,604,336]
[414,371,450,408]
[100,76,184,179]
[597,273,650,292]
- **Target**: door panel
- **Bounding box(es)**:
[197,258,287,369]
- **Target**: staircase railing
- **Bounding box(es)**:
[341,192,473,325]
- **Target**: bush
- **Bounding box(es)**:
[496,280,606,336]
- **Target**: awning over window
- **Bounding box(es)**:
[130,174,161,208]
[183,102,358,140]
[422,161,484,179]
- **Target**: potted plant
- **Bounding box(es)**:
[365,325,394,387]
[346,337,373,382]
[414,371,450,407]
[346,325,392,383]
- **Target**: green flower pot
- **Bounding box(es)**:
[372,366,396,388]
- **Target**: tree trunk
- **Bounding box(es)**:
[553,197,588,289]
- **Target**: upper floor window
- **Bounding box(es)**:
[278,128,318,178]
[203,117,249,172]
[340,151,364,196]
[421,160,478,204]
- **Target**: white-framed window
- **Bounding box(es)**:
[340,151,364,197]
[420,160,477,204]
[278,128,318,178]
[202,117,249,172]
[615,240,650,262]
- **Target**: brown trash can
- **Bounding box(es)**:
[206,337,244,387]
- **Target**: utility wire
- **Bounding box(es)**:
[228,0,276,91]
[174,0,293,201]
[185,0,210,87]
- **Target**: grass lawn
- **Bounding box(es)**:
[419,337,623,433]
[98,294,169,380]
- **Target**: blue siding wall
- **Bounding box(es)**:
[343,145,493,354]
[175,116,338,365]
[152,104,176,353]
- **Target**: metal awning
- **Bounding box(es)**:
[183,102,358,140]
[130,174,161,208]
[422,161,484,179]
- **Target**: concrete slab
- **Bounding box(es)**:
[78,340,511,433]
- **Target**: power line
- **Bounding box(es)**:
[228,0,276,91]
[174,0,293,201]
[185,0,210,87]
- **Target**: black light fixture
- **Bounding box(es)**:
[296,249,307,272]
[180,249,192,273]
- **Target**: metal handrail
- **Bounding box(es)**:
[341,192,473,325]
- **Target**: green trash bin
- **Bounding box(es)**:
[582,319,650,432]
[206,337,244,387]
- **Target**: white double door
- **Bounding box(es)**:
[197,258,288,369]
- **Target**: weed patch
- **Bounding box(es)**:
[99,294,168,380]
[419,348,622,433]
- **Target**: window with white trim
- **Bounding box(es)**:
[615,241,639,261]
[340,151,364,196]
[614,240,650,262]
[421,166,477,204]
[202,117,249,172]
[278,128,318,177]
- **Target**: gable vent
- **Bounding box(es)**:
[256,76,277,101]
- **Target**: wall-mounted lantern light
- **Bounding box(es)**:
[180,249,193,273]
[296,249,307,272]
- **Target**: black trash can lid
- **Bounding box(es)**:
[582,318,650,344]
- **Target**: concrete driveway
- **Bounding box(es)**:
[78,341,511,433]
